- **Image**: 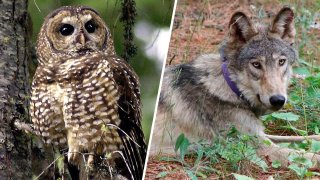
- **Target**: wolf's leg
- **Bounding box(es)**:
[150,105,213,156]
[266,134,320,143]
[149,109,178,155]
[257,138,320,167]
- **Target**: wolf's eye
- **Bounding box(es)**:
[251,62,262,69]
[279,59,286,66]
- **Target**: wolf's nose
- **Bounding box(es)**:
[269,95,286,109]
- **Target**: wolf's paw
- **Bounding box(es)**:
[303,152,320,167]
[258,144,320,168]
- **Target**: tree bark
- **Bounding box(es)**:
[0,0,32,179]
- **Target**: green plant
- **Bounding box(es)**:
[232,173,255,180]
[159,128,267,179]
[287,153,320,179]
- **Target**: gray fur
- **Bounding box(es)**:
[236,37,298,66]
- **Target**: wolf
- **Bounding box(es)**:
[150,7,320,166]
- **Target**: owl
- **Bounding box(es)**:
[30,6,146,179]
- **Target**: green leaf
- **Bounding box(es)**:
[195,144,204,165]
[282,125,308,136]
[175,133,185,152]
[288,154,312,167]
[54,153,64,174]
[305,171,316,177]
[272,160,281,168]
[101,124,108,132]
[195,171,207,179]
[246,152,268,172]
[310,140,320,153]
[288,164,306,177]
[201,166,221,174]
[185,170,197,180]
[260,114,273,121]
[156,171,168,178]
[271,112,300,121]
[263,139,272,146]
[179,137,190,160]
[159,157,180,162]
[232,173,255,180]
[309,172,320,176]
[278,142,291,148]
[293,67,311,76]
[242,134,250,141]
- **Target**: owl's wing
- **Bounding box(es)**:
[30,67,66,146]
[109,56,147,180]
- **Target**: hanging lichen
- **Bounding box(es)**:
[120,0,137,62]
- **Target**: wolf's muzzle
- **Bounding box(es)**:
[269,95,286,110]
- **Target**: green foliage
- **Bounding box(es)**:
[271,112,300,122]
[54,152,65,175]
[271,160,281,169]
[174,133,190,160]
[156,171,168,178]
[161,129,268,179]
[288,154,313,179]
[232,173,255,180]
[185,169,198,180]
[310,140,320,153]
[289,74,320,130]
[215,129,268,172]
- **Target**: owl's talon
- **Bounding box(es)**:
[87,154,94,169]
[67,150,79,165]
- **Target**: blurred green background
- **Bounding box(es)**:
[28,0,174,143]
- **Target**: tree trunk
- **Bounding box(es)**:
[0,0,32,179]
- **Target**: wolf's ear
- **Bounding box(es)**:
[269,7,295,45]
[228,12,256,42]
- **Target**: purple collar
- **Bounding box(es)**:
[221,62,243,98]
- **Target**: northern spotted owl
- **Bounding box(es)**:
[30,6,146,179]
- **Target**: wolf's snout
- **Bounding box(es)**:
[269,95,286,109]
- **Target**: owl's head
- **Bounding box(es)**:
[37,6,115,64]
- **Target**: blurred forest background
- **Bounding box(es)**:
[28,0,174,142]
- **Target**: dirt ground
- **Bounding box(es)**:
[145,0,319,179]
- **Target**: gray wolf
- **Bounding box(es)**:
[150,7,320,166]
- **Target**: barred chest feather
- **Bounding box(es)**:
[32,53,124,154]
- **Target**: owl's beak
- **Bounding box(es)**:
[78,33,86,46]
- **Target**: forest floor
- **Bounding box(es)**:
[145,0,320,179]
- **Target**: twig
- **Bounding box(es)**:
[33,0,41,13]
[34,153,66,180]
[266,134,320,143]
[105,123,141,147]
[111,150,134,180]
[169,55,176,65]
[14,120,35,134]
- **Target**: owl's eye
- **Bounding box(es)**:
[59,24,74,36]
[85,20,96,33]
